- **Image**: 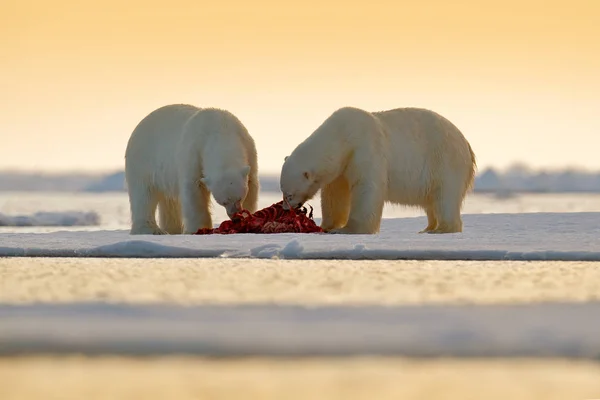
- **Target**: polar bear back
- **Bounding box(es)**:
[374,107,475,205]
[125,104,257,199]
[285,106,474,207]
[376,107,470,153]
[178,108,256,176]
[125,104,200,188]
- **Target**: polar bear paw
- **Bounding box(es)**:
[326,227,360,235]
[130,224,168,235]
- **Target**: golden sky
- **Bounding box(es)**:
[1,0,599,173]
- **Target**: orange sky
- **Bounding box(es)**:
[1,0,599,174]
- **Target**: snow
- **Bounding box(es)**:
[1,301,599,358]
[1,210,599,359]
[0,211,100,227]
[0,212,599,261]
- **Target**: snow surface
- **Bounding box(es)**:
[0,211,100,227]
[0,212,599,260]
[1,301,599,358]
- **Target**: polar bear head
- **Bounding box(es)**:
[201,165,251,218]
[280,155,321,210]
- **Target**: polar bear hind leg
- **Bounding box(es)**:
[429,179,464,234]
[179,177,213,234]
[419,203,439,233]
[128,182,167,235]
[320,175,351,231]
[158,195,183,234]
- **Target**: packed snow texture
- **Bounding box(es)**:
[0,211,100,227]
[1,302,599,358]
[0,212,599,260]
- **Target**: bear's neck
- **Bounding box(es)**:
[296,130,349,184]
[202,145,247,180]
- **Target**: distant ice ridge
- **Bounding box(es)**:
[1,212,599,260]
[1,165,600,193]
[0,211,100,227]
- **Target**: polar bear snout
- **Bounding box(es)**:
[282,194,304,210]
[224,200,243,218]
[282,202,304,211]
[291,201,305,209]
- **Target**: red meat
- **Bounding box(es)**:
[195,201,324,235]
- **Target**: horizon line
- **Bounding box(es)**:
[1,163,600,176]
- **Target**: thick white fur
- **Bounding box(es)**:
[125,104,259,235]
[280,107,476,234]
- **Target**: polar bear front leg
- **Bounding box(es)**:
[242,172,259,213]
[128,182,167,235]
[328,180,384,235]
[320,175,351,231]
[179,178,213,234]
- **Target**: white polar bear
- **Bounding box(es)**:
[125,104,259,235]
[280,106,476,234]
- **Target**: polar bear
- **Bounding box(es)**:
[280,106,476,234]
[125,104,259,235]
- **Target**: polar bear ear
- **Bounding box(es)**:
[240,165,251,178]
[284,156,289,161]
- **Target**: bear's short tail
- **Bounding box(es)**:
[465,142,477,194]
